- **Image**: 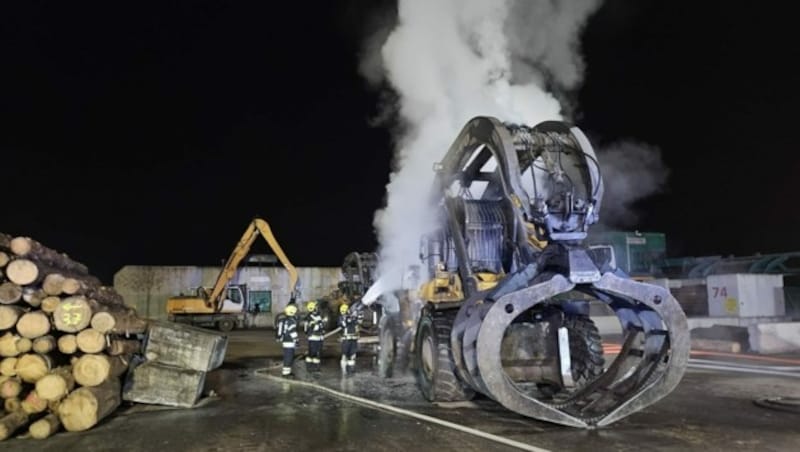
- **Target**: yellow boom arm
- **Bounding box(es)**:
[204,217,299,311]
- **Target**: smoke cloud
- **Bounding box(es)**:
[358,0,604,295]
[596,141,669,227]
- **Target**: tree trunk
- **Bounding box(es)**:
[0,377,21,399]
[32,335,56,354]
[72,354,128,387]
[42,273,65,296]
[4,397,20,413]
[108,339,141,356]
[4,258,39,285]
[0,233,10,249]
[57,335,77,354]
[0,357,17,377]
[76,328,106,354]
[21,389,48,414]
[0,410,28,441]
[0,282,21,305]
[16,337,32,354]
[14,353,52,383]
[53,296,93,332]
[35,366,75,402]
[9,236,89,275]
[0,251,9,268]
[91,309,148,335]
[60,277,112,301]
[0,306,24,331]
[57,377,121,432]
[86,285,125,306]
[0,333,28,357]
[54,295,141,333]
[29,413,60,439]
[15,311,51,339]
[41,296,61,313]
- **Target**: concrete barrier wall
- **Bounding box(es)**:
[114,265,342,321]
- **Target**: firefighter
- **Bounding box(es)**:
[304,300,324,373]
[276,303,299,377]
[338,303,359,375]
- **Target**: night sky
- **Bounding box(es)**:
[2,1,798,284]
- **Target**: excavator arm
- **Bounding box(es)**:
[204,217,299,312]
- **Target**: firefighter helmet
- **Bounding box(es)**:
[306,300,317,312]
[285,304,298,316]
[339,303,349,314]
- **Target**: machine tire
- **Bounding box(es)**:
[538,313,604,397]
[414,310,475,402]
[217,319,235,332]
[378,322,397,378]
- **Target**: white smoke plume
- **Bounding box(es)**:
[597,141,669,227]
[359,0,602,298]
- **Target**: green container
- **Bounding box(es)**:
[586,230,666,277]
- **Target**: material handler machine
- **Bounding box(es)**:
[375,117,689,428]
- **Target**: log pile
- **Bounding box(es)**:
[0,233,148,441]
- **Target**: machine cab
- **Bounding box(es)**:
[219,285,246,313]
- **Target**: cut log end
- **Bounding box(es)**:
[9,237,33,256]
[0,282,22,305]
[0,377,21,399]
[0,332,28,357]
[4,397,20,413]
[57,378,121,432]
[15,353,52,383]
[76,328,106,354]
[16,311,52,339]
[0,357,17,377]
[73,354,127,387]
[4,259,38,286]
[42,273,66,296]
[0,306,24,331]
[32,335,56,354]
[90,311,116,333]
[21,389,48,414]
[53,296,92,333]
[29,413,61,439]
[36,367,75,402]
[57,335,78,355]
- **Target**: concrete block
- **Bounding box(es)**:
[748,322,800,354]
[707,274,785,317]
[145,320,228,371]
[123,361,206,408]
[691,339,742,353]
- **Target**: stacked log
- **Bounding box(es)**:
[0,233,148,441]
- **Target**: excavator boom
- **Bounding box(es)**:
[166,217,298,315]
[205,218,299,311]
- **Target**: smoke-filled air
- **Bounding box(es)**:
[359,0,604,302]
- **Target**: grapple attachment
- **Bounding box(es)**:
[407,116,689,428]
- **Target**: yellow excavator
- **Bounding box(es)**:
[166,217,299,332]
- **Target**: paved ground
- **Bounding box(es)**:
[5,328,800,451]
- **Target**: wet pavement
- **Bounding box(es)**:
[5,329,800,451]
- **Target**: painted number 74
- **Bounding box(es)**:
[711,286,728,297]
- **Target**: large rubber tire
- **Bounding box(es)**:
[414,310,475,402]
[217,319,235,332]
[378,321,397,378]
[538,313,604,397]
